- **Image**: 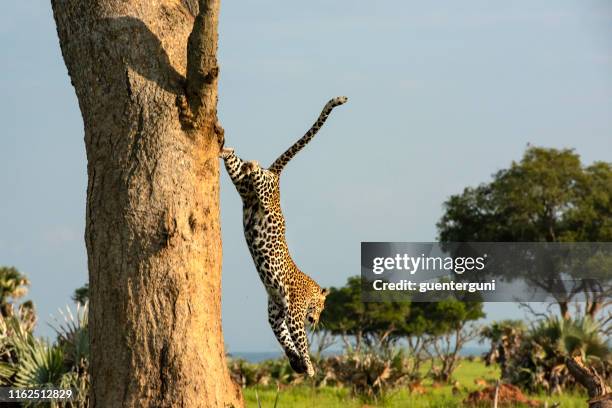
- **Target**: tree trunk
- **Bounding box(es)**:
[51,0,242,407]
[587,299,603,320]
[558,301,571,321]
[566,356,612,408]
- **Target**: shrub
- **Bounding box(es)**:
[0,304,90,407]
[485,316,611,393]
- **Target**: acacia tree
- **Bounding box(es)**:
[437,147,612,321]
[322,277,484,381]
[321,276,412,353]
[412,299,484,382]
[51,1,242,407]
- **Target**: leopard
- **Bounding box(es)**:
[220,96,348,376]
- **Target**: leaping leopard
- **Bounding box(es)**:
[220,96,348,376]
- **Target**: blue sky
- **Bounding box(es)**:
[0,1,611,352]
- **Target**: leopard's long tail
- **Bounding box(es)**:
[269,96,348,174]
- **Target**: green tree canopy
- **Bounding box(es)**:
[321,276,412,351]
[321,276,484,350]
[409,298,484,336]
[437,147,612,319]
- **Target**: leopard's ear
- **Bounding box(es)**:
[321,288,329,296]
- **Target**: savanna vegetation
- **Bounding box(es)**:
[228,275,609,407]
[0,268,89,407]
[1,149,609,407]
[0,267,603,408]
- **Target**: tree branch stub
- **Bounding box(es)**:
[186,0,221,134]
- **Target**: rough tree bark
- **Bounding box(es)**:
[51,0,242,406]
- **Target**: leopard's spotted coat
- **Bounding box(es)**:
[220,97,347,376]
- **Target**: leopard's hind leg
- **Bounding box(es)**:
[268,298,307,374]
[286,304,314,377]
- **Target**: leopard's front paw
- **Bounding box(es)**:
[219,147,234,159]
[243,160,259,176]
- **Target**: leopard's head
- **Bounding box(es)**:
[306,288,329,326]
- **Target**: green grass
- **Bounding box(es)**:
[243,359,587,407]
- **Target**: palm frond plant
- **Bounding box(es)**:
[0,308,39,385]
[50,303,90,407]
[0,267,30,317]
[50,303,89,368]
[503,315,611,393]
[0,303,90,407]
[12,339,66,388]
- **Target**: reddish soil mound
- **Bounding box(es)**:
[464,383,540,407]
